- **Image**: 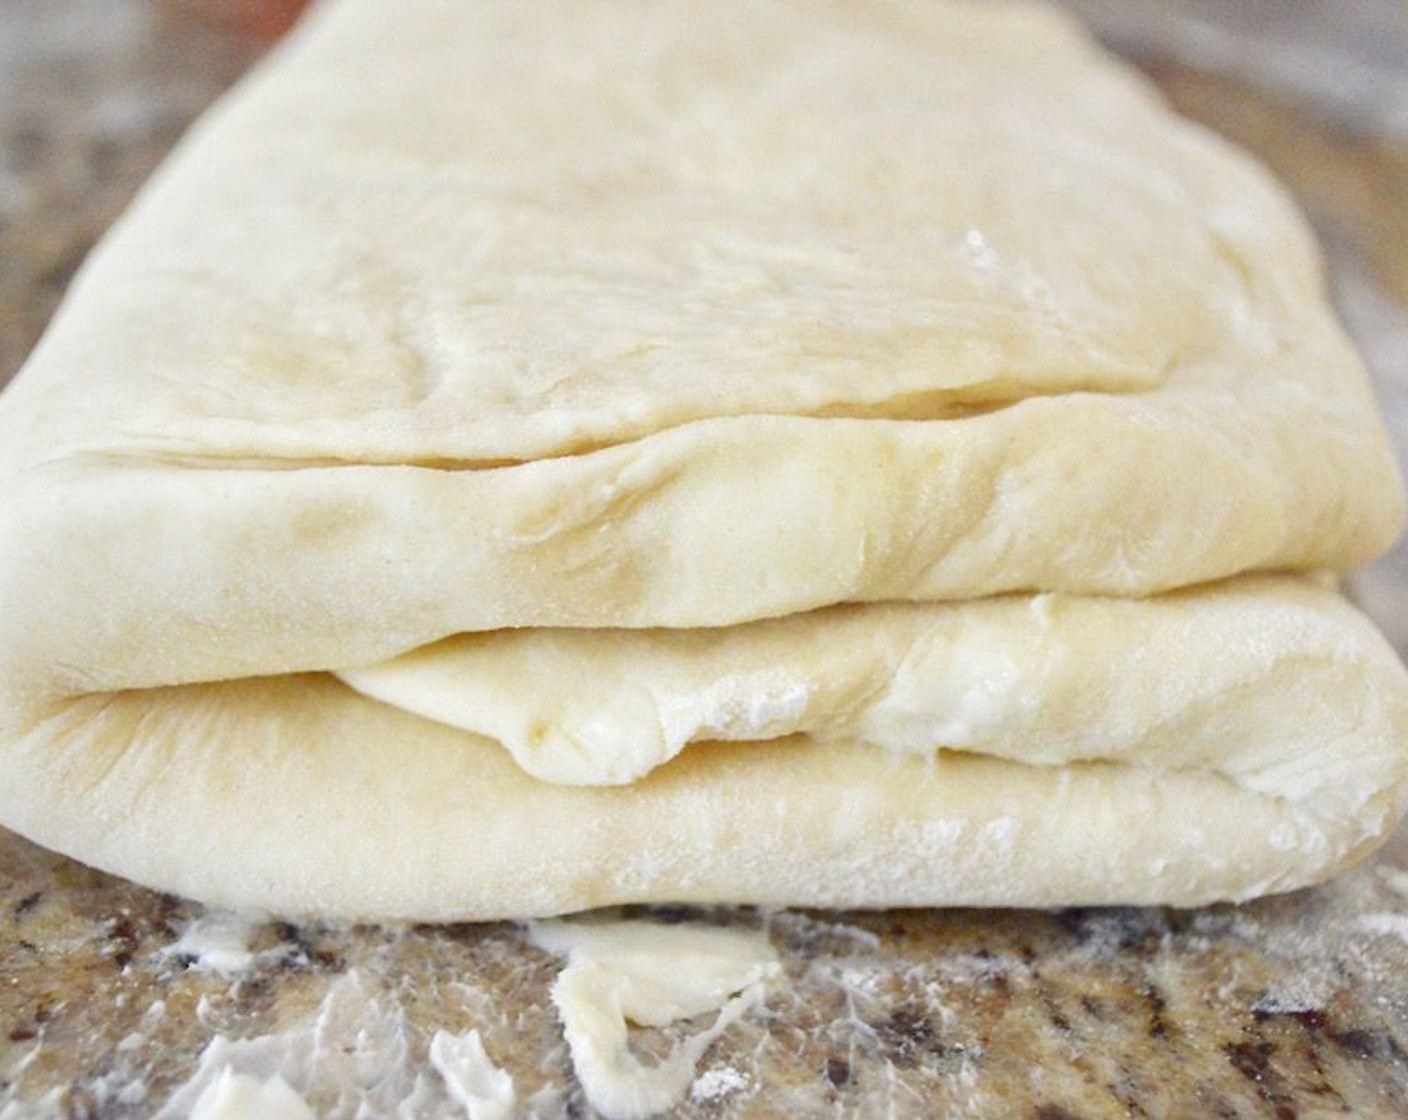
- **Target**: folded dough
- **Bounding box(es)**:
[335,579,1408,796]
[0,0,1405,919]
[2,577,1406,918]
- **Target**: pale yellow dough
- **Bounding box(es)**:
[337,578,1408,793]
[0,0,1405,919]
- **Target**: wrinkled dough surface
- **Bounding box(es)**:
[0,0,1364,467]
[338,577,1408,795]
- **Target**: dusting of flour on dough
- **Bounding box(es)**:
[693,675,813,740]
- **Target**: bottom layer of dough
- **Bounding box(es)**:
[3,582,1406,921]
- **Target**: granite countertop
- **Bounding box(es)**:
[4,2,1408,1118]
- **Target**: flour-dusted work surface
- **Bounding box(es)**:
[7,832,1408,1118]
[5,1,1408,1117]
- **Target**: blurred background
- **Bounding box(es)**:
[2,0,1406,642]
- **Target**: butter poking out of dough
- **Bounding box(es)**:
[529,919,780,1120]
[187,1069,314,1120]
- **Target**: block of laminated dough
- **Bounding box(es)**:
[0,0,1404,919]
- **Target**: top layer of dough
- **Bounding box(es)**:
[0,0,1402,704]
[0,0,1395,466]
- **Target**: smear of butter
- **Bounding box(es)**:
[151,971,414,1118]
[148,969,522,1119]
[428,1029,515,1120]
[188,1069,313,1120]
[529,919,780,1120]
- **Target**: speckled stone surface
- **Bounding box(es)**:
[8,829,1408,1118]
[4,3,1408,1118]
